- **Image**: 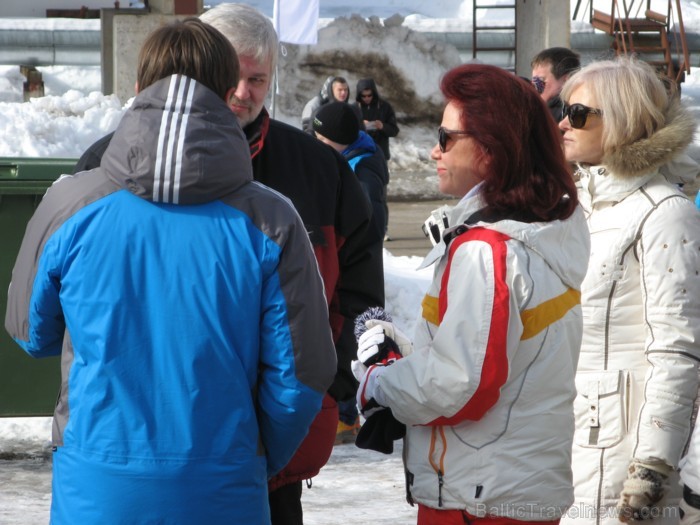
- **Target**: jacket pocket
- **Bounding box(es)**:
[573,370,629,448]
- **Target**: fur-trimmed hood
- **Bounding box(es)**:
[602,100,696,178]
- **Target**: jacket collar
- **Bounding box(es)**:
[342,131,376,157]
[576,164,658,207]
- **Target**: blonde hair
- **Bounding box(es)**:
[560,57,669,155]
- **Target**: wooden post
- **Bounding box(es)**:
[148,0,201,15]
[174,0,198,14]
[20,66,44,102]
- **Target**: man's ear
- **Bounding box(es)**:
[134,81,139,95]
[225,87,236,109]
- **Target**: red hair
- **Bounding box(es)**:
[440,64,578,221]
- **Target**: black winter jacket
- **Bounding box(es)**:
[355,78,399,160]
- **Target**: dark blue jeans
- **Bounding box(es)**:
[337,398,358,426]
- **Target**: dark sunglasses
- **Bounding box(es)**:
[561,103,603,129]
[360,93,373,98]
[438,126,470,153]
[531,76,545,94]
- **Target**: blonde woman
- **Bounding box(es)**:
[559,57,700,524]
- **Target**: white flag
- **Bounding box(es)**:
[273,0,319,45]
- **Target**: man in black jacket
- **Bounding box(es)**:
[355,78,399,162]
[314,101,388,251]
[74,4,384,525]
[355,78,399,240]
[313,101,388,443]
[355,78,399,241]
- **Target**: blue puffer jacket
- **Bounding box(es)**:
[4,75,336,525]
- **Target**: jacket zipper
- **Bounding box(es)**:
[651,416,686,432]
[428,426,447,506]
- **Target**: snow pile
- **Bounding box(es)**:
[276,14,461,125]
[0,87,123,157]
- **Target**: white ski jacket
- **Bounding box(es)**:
[562,103,700,525]
[376,192,590,519]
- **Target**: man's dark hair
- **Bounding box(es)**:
[531,47,581,79]
[137,17,239,100]
[332,76,349,87]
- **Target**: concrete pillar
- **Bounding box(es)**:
[101,0,202,103]
[515,0,571,77]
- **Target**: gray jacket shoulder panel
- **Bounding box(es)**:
[5,169,119,341]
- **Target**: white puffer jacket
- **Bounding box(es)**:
[376,192,590,519]
[562,103,700,525]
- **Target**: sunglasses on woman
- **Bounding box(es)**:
[438,126,470,153]
[561,103,603,129]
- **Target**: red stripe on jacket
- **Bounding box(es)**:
[431,227,510,425]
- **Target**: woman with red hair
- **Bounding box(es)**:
[353,63,590,524]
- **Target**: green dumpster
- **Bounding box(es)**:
[0,157,77,416]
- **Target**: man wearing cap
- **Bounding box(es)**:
[314,102,388,253]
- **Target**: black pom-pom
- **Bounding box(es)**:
[353,307,392,341]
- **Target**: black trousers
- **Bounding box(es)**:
[269,481,303,525]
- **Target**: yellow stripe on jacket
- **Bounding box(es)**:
[421,287,580,340]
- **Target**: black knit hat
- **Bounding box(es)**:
[313,102,359,145]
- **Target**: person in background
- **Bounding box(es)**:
[558,56,700,525]
[312,101,388,443]
[355,78,399,240]
[353,63,589,524]
[531,46,581,122]
[331,76,351,102]
[301,76,361,134]
[199,5,383,525]
[314,101,388,247]
[5,18,336,524]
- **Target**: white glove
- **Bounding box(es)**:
[352,320,412,382]
[356,364,388,418]
[617,460,670,522]
[358,319,413,362]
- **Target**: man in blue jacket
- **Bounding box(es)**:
[72,6,383,523]
[5,18,335,525]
